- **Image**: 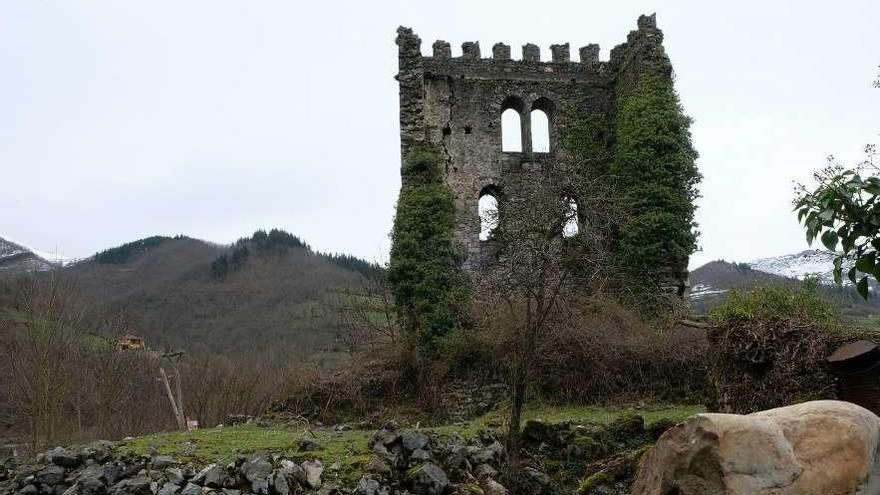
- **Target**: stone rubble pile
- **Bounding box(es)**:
[0,423,521,495]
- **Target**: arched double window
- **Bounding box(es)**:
[530,109,550,153]
[500,96,525,153]
[531,98,555,153]
[502,109,522,152]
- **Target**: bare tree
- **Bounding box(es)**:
[335,273,400,354]
[0,273,87,450]
[474,169,615,491]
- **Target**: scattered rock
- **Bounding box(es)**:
[368,426,400,454]
[299,460,323,489]
[250,478,269,495]
[355,477,380,495]
[469,441,504,465]
[474,464,497,480]
[164,468,191,486]
[46,448,80,469]
[297,438,322,452]
[157,482,180,495]
[224,415,253,426]
[150,456,177,470]
[518,467,553,495]
[608,415,645,440]
[34,466,66,486]
[107,476,151,495]
[482,478,508,495]
[317,484,342,495]
[179,482,202,495]
[410,449,431,462]
[401,432,429,453]
[240,455,273,483]
[75,468,108,495]
[407,463,449,495]
[364,457,391,476]
[271,462,305,495]
[632,400,880,495]
[192,465,225,488]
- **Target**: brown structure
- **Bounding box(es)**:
[828,340,880,415]
[395,14,689,293]
[117,334,145,351]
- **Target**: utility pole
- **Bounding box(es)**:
[160,350,186,430]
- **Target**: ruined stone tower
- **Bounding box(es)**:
[395,14,691,294]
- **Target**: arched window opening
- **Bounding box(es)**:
[501,109,522,152]
[562,198,579,238]
[479,193,499,241]
[531,109,550,153]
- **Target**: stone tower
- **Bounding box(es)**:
[395,14,690,294]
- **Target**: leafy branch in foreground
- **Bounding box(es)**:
[794,145,879,298]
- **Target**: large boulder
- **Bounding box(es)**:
[632,400,880,495]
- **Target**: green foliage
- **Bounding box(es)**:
[710,282,840,329]
[95,235,184,264]
[323,253,385,280]
[388,143,470,359]
[705,283,869,413]
[795,146,880,298]
[210,228,382,280]
[563,110,612,177]
[611,68,701,288]
[211,229,308,278]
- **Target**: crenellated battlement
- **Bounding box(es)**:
[425,39,604,65]
[396,13,663,83]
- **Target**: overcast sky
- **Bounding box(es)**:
[1,0,878,268]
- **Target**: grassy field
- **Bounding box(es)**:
[121,402,703,469]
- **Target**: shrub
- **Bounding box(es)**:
[706,283,876,413]
[448,294,708,404]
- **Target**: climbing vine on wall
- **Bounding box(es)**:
[611,67,701,290]
[388,143,471,360]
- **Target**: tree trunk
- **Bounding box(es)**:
[507,367,526,493]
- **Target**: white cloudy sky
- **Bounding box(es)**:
[1,0,877,268]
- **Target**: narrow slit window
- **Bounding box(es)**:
[501,109,522,152]
[531,109,550,153]
[479,194,499,241]
[562,198,579,238]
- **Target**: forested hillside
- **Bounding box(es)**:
[4,231,378,357]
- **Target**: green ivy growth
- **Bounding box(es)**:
[563,109,612,178]
[388,143,471,359]
[611,68,701,288]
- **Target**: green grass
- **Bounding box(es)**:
[0,306,30,323]
[121,423,374,485]
[429,402,703,437]
[120,402,703,476]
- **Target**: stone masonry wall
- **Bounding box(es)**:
[395,14,689,292]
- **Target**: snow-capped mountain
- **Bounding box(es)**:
[0,236,67,273]
[688,249,880,315]
[748,249,847,286]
